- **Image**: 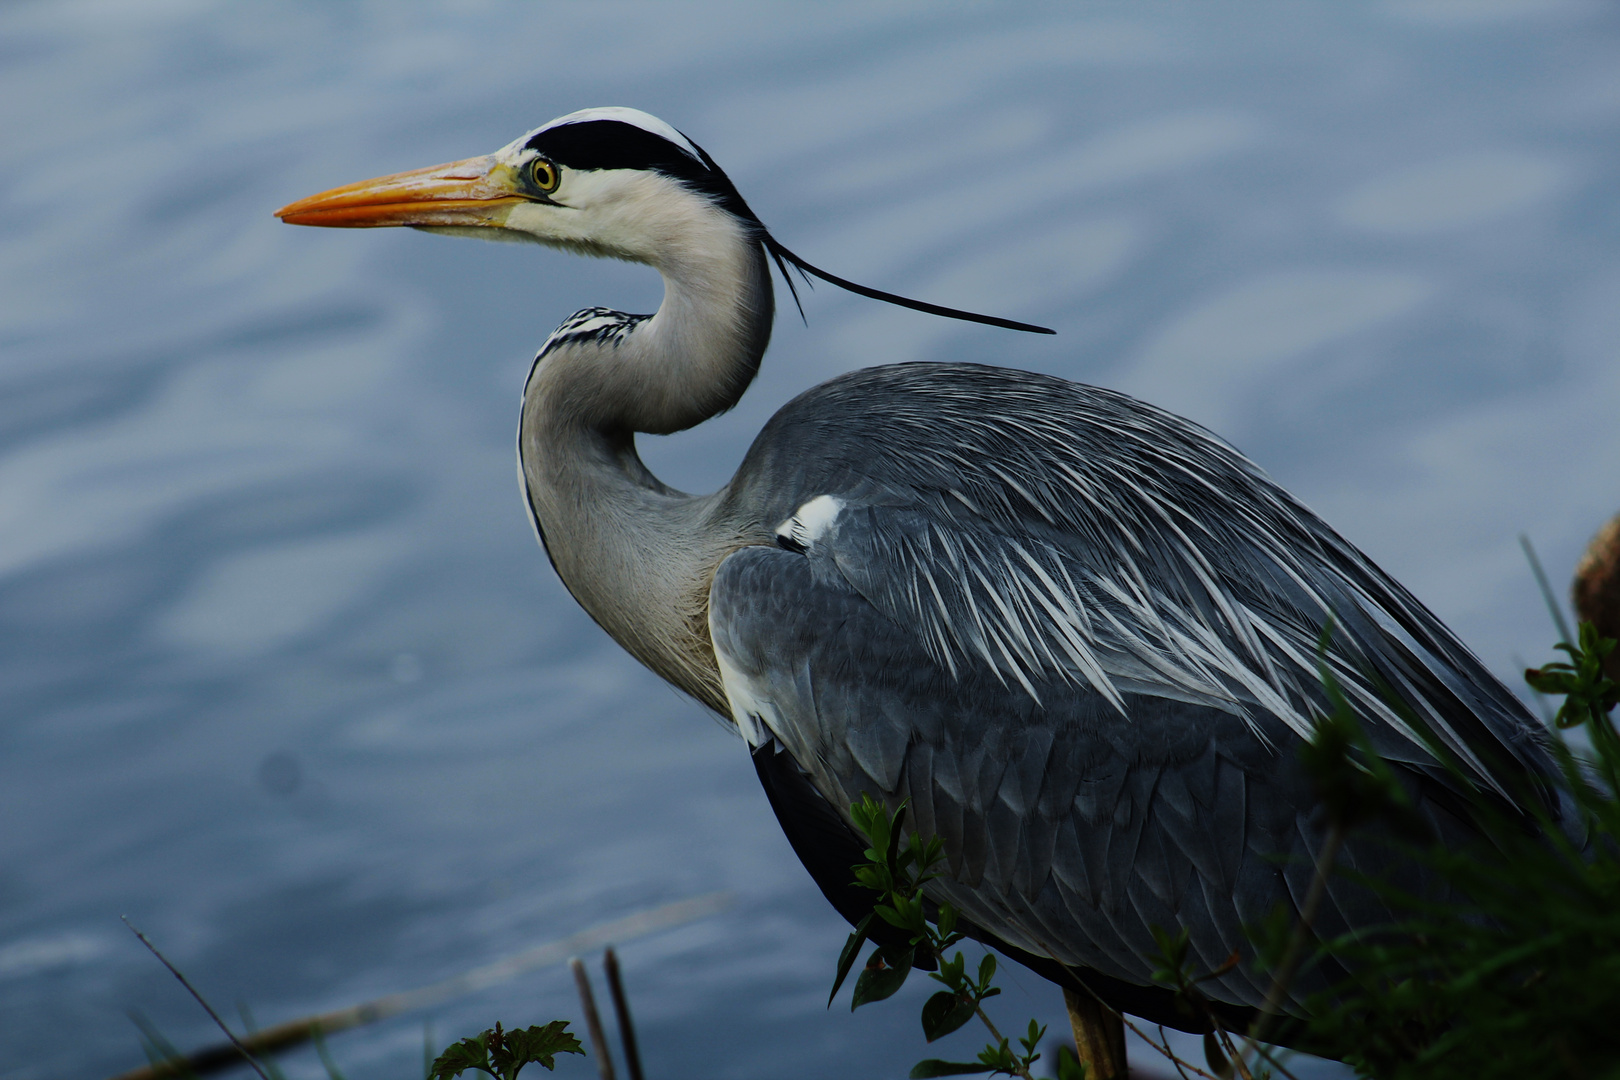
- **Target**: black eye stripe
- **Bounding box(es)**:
[526,120,695,173]
[523,119,758,226]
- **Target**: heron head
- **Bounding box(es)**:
[275,107,761,265]
[278,108,1053,335]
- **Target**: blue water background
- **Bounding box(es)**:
[3,3,1619,1077]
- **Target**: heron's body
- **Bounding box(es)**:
[279,108,1563,1044]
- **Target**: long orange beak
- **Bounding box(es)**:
[275,155,525,228]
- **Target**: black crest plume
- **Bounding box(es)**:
[680,142,1054,336]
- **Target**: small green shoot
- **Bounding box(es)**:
[1524,621,1619,732]
[836,794,1046,1080]
[426,1021,585,1080]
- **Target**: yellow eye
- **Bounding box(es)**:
[530,159,559,193]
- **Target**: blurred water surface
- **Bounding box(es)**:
[3,3,1618,1078]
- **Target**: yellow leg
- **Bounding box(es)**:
[1063,988,1128,1080]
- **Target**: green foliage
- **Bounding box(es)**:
[1526,621,1620,730]
[129,1011,203,1080]
[1298,629,1428,840]
[427,1022,584,1080]
[1289,622,1620,1079]
[836,794,1048,1080]
[910,1020,1049,1078]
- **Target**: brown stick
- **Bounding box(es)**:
[106,893,731,1080]
[1064,987,1129,1080]
[602,948,645,1080]
[570,958,616,1080]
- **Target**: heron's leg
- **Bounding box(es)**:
[1063,988,1128,1080]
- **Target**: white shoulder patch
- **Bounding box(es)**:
[775,495,845,551]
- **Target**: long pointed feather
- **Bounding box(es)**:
[764,236,1055,335]
[768,245,809,326]
[682,135,1052,335]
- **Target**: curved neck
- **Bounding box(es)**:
[546,211,773,436]
[519,213,773,711]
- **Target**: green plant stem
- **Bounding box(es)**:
[968,1002,1033,1080]
[311,1026,347,1080]
[1520,535,1574,646]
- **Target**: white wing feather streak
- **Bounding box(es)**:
[736,364,1541,790]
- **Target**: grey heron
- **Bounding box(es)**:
[277,108,1565,1069]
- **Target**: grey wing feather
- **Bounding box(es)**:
[728,364,1553,797]
[710,363,1559,1012]
[712,545,1403,1010]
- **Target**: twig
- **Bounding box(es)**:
[121,917,272,1080]
[1161,1025,1195,1080]
[970,1002,1008,1048]
[108,893,731,1080]
[1022,928,1217,1080]
[967,1001,1035,1080]
[601,948,645,1080]
[1213,1024,1251,1080]
[1247,1040,1306,1080]
[1172,973,1262,1080]
[1123,1021,1218,1080]
[1522,534,1575,646]
[570,958,616,1080]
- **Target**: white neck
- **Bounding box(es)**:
[518,200,774,711]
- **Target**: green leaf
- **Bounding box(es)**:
[852,946,914,1009]
[1526,622,1620,730]
[1149,924,1193,985]
[852,865,885,891]
[887,800,910,875]
[909,1060,996,1078]
[1247,903,1295,971]
[500,1023,584,1075]
[921,990,977,1042]
[876,902,913,930]
[975,952,997,991]
[428,1036,493,1080]
[929,951,967,993]
[430,1024,581,1080]
[828,913,873,1006]
[895,895,929,935]
[975,1037,1018,1072]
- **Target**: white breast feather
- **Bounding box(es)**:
[714,649,776,748]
